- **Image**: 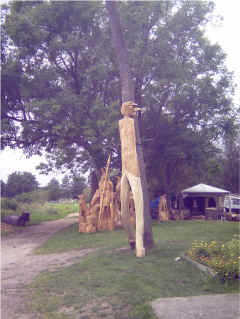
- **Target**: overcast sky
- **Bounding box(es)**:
[0,0,239,186]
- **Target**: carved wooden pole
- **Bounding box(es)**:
[119,102,154,257]
[106,1,154,256]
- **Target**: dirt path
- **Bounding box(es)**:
[1,216,96,319]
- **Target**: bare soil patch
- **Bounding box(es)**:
[1,216,96,319]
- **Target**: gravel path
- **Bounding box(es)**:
[1,216,96,319]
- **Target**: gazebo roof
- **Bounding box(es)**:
[182,183,230,196]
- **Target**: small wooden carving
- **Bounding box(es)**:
[78,194,94,233]
[158,194,169,222]
[98,176,115,231]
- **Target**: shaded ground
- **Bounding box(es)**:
[1,215,96,319]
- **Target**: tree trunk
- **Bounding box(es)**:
[89,170,99,200]
[106,1,154,252]
[106,1,134,102]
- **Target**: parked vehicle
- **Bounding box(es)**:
[224,195,240,213]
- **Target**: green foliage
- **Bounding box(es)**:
[129,304,157,319]
[60,174,86,199]
[1,197,18,211]
[1,179,7,197]
[46,178,61,202]
[1,0,238,193]
[71,176,86,199]
[14,192,34,204]
[1,198,19,225]
[222,133,240,193]
[1,209,16,221]
[4,171,39,198]
[188,235,240,282]
[82,186,91,203]
[14,189,49,204]
[0,198,78,226]
[2,0,115,173]
[60,175,72,199]
[22,200,78,224]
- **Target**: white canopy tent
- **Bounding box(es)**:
[182,183,230,197]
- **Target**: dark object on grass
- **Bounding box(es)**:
[2,212,30,227]
[129,240,136,250]
[47,209,58,215]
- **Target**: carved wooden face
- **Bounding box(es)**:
[121,101,141,117]
[79,194,85,200]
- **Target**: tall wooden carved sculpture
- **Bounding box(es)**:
[119,101,154,257]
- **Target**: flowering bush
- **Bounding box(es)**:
[187,234,240,282]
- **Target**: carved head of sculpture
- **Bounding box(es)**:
[79,194,86,201]
[121,101,141,118]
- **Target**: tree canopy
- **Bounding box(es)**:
[3,171,39,198]
[1,0,239,194]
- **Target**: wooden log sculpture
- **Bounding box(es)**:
[113,176,122,226]
[79,167,119,233]
[119,101,153,257]
[98,157,114,231]
[158,194,169,222]
[78,194,97,233]
[101,178,115,231]
[114,176,135,228]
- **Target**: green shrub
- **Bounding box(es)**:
[15,192,33,204]
[1,198,18,211]
[46,208,59,215]
[188,235,240,282]
[1,209,17,219]
[129,304,157,319]
[21,201,78,224]
[15,190,49,204]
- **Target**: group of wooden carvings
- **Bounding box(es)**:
[158,194,189,221]
[78,168,136,233]
[158,195,191,222]
[79,176,188,233]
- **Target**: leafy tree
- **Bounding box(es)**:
[15,189,49,204]
[222,130,240,193]
[120,1,236,195]
[61,174,86,199]
[5,171,39,197]
[1,180,7,197]
[1,1,119,173]
[61,175,72,199]
[46,178,61,201]
[1,0,238,196]
[71,175,86,199]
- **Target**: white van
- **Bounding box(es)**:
[224,194,240,213]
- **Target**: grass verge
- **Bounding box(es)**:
[22,201,79,224]
[26,221,239,319]
[1,201,78,236]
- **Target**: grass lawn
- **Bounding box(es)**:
[1,201,79,236]
[26,221,239,319]
[26,201,79,224]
